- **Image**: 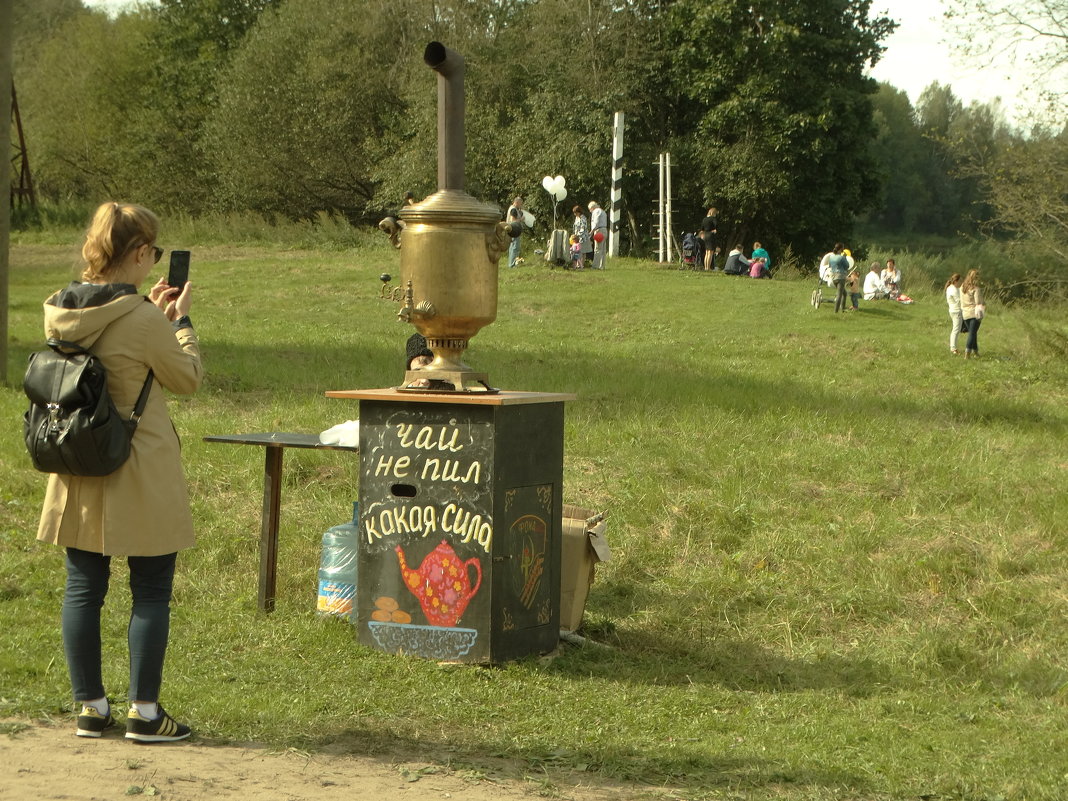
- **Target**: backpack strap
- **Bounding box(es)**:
[129,371,155,424]
[46,338,89,355]
[44,338,153,423]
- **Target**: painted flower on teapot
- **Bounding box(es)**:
[395,540,482,627]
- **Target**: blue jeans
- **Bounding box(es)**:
[508,235,521,267]
[62,548,177,703]
[963,317,981,353]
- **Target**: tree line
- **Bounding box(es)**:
[10,0,1067,269]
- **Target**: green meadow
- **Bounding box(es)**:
[2,230,1067,801]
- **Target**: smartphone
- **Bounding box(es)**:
[167,250,190,292]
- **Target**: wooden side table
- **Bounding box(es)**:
[203,433,358,612]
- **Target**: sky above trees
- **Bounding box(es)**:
[867,0,1054,126]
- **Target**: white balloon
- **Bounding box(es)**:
[554,189,567,202]
[541,175,554,193]
[554,175,566,189]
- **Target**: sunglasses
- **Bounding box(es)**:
[150,245,164,264]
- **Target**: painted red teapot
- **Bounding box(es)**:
[395,540,482,628]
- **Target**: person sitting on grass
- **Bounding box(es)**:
[863,262,887,300]
[723,245,751,275]
[751,241,771,275]
[881,259,901,299]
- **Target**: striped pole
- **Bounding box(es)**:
[609,111,624,258]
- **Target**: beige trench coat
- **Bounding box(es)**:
[36,283,203,556]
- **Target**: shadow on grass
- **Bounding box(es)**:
[112,338,1057,434]
[288,722,871,799]
[550,624,902,697]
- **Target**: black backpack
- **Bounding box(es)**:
[23,338,153,476]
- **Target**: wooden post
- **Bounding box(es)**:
[1,0,13,386]
[665,152,674,263]
[657,153,665,263]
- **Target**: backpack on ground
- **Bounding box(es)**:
[23,338,153,476]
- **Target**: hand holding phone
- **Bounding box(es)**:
[167,250,190,292]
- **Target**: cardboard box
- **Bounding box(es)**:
[560,505,611,632]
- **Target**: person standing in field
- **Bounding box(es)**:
[945,273,963,355]
[700,207,719,270]
[829,243,850,313]
[37,202,202,742]
[588,200,608,270]
[506,196,524,268]
[960,269,985,359]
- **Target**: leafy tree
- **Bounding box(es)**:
[137,0,277,211]
[866,84,931,234]
[943,0,1067,275]
[667,0,896,260]
[17,9,156,201]
[913,82,969,235]
[205,0,427,219]
[11,0,84,76]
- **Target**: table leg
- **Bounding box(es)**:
[259,446,283,613]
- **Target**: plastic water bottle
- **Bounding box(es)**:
[317,502,359,617]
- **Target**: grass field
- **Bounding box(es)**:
[2,233,1067,800]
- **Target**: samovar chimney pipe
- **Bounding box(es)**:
[423,41,464,192]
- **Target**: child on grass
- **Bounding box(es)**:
[847,270,861,310]
[569,235,584,270]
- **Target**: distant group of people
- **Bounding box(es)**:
[566,201,607,270]
[817,247,912,312]
[680,207,771,278]
[722,243,771,278]
[814,244,989,357]
[504,196,607,270]
[856,258,902,300]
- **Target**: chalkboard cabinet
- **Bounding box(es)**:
[326,389,574,663]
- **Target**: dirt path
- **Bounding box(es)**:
[1,719,650,801]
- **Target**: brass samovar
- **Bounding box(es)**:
[392,42,518,392]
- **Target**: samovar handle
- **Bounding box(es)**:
[486,220,522,264]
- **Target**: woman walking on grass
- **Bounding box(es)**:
[960,269,985,359]
[37,202,203,742]
[945,273,963,354]
[829,243,850,313]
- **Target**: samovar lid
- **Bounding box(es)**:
[399,189,501,226]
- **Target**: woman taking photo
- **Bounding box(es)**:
[945,273,963,355]
[959,269,985,359]
[36,202,203,742]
